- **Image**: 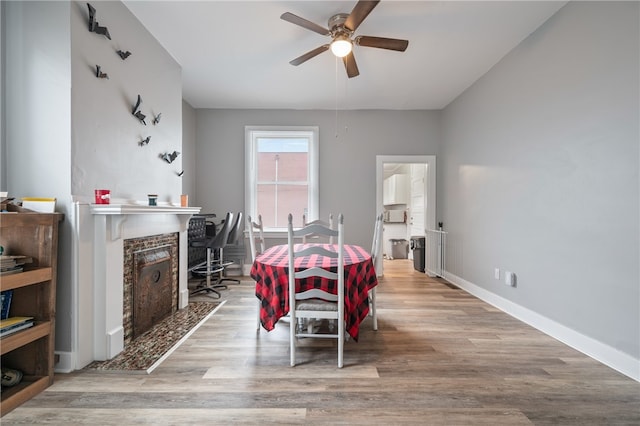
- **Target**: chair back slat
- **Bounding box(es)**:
[301,213,335,244]
[293,245,338,259]
[295,267,338,281]
[296,288,339,302]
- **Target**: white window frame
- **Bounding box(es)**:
[245,126,319,233]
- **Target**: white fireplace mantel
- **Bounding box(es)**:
[91,204,200,240]
[90,204,200,215]
[88,204,201,361]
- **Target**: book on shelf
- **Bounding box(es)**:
[0,266,23,276]
[0,255,33,275]
[0,316,34,337]
[0,254,33,266]
[1,290,13,319]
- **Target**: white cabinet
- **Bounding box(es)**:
[383,174,409,205]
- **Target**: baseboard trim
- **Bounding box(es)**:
[54,351,75,373]
[443,271,639,382]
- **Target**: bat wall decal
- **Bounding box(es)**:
[132,94,146,125]
[117,50,132,60]
[161,151,180,164]
[177,171,184,177]
[87,3,111,40]
[139,136,151,146]
[153,113,162,125]
[95,65,109,79]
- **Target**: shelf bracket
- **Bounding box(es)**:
[108,215,128,241]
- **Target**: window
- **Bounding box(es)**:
[245,126,319,230]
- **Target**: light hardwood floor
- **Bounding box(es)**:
[3,260,639,425]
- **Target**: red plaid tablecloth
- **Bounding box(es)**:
[250,243,378,341]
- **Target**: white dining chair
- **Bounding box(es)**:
[247,214,266,331]
[369,212,383,331]
[288,213,345,368]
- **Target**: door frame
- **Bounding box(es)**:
[376,155,436,276]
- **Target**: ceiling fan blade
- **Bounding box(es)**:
[281,12,330,36]
[344,0,380,32]
[289,45,330,66]
[356,36,409,52]
[342,52,360,78]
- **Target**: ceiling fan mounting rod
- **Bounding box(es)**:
[328,13,353,39]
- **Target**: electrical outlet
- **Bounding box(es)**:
[505,271,516,287]
[494,268,500,280]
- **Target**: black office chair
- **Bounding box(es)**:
[219,212,244,285]
[190,212,234,298]
[187,213,216,270]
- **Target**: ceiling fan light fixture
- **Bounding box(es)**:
[330,36,352,58]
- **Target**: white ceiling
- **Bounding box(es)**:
[123,1,566,110]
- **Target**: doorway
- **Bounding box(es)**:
[376,155,436,276]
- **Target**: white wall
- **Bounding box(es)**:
[195,109,441,249]
[441,1,639,376]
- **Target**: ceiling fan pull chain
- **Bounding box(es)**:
[335,57,340,139]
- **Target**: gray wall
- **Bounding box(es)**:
[71,0,182,203]
[182,100,197,204]
[0,2,4,190]
[441,1,639,359]
[195,109,441,248]
[3,0,73,351]
[4,1,71,205]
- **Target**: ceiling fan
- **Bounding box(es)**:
[281,0,409,78]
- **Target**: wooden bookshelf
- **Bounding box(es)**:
[0,209,62,416]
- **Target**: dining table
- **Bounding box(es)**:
[250,243,378,341]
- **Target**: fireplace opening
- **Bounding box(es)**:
[133,246,173,339]
[123,233,179,346]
